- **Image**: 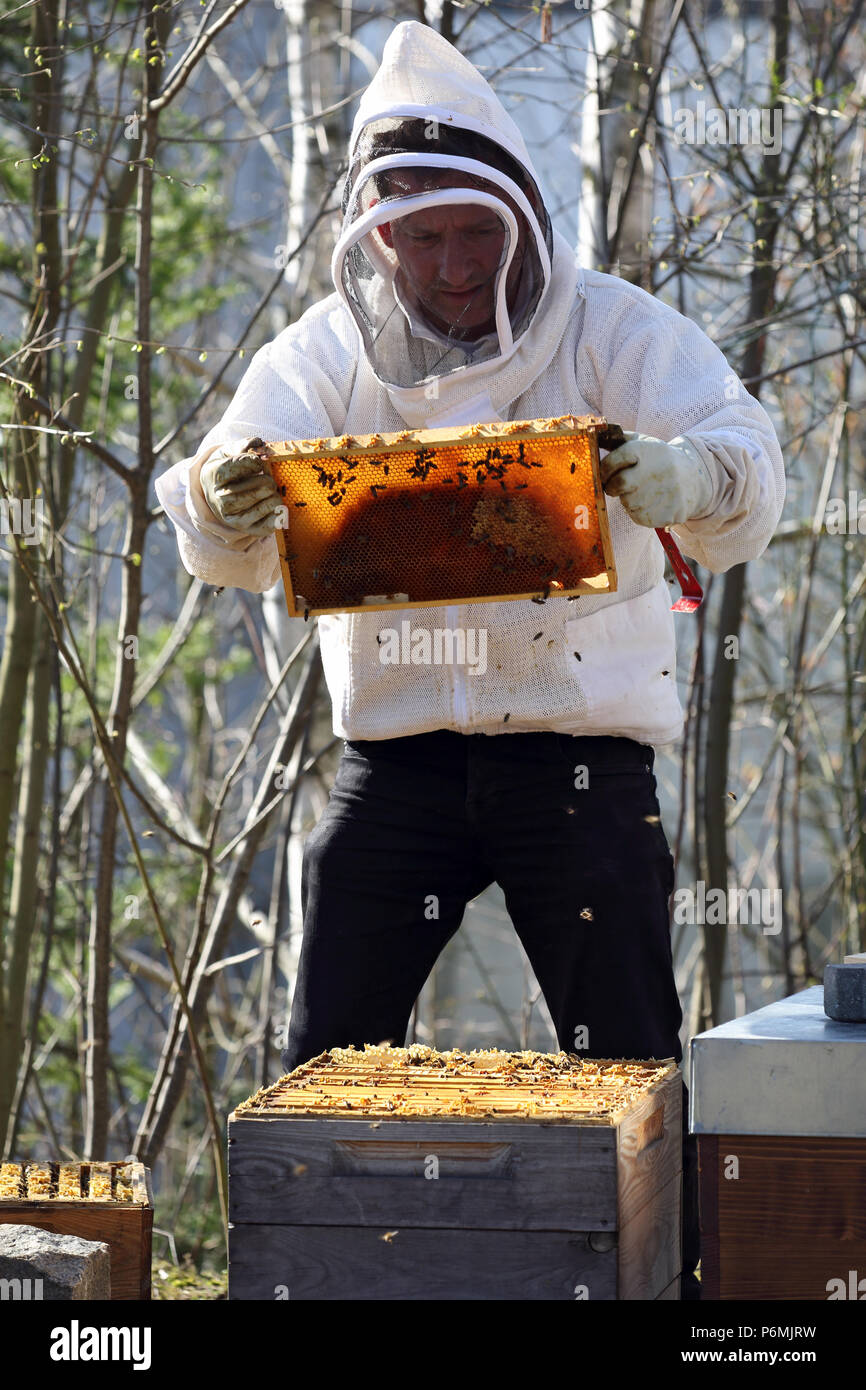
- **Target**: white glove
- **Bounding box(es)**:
[599,432,714,529]
[200,439,282,537]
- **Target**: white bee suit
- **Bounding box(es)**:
[154,20,785,747]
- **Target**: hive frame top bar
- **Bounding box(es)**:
[0,1159,152,1206]
[249,414,615,461]
[231,1048,680,1126]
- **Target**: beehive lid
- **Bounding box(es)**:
[256,415,619,616]
[233,1044,679,1124]
[690,986,866,1137]
[0,1161,151,1206]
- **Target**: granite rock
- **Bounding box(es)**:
[0,1224,111,1300]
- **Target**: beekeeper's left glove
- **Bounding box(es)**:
[599,432,714,529]
[200,441,282,537]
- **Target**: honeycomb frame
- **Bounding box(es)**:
[251,415,619,617]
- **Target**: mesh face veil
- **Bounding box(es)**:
[332,118,554,393]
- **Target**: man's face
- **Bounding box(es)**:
[375,170,531,341]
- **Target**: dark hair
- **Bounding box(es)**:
[351,119,533,201]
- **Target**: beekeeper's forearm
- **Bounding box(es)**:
[666,415,786,573]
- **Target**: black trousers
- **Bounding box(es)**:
[282,729,700,1278]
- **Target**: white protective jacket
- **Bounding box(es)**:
[155,21,786,747]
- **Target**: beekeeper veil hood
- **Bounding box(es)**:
[332,22,557,423]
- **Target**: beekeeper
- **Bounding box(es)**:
[155,21,785,1299]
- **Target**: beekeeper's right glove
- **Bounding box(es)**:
[599,432,714,530]
[200,441,282,537]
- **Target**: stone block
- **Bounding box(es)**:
[824,962,866,1022]
[0,1224,111,1300]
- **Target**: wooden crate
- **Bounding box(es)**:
[692,986,866,1300]
[229,1045,682,1300]
[0,1161,153,1300]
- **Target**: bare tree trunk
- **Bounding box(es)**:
[578,0,667,284]
[57,161,139,514]
[0,0,62,1153]
[136,645,321,1166]
[84,492,150,1155]
[0,551,40,1150]
[5,26,141,1157]
[4,611,52,1140]
[5,640,64,1159]
[701,0,789,1030]
[279,0,346,311]
[84,0,171,1156]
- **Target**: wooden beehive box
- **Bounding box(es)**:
[692,986,866,1300]
[254,415,619,616]
[229,1045,682,1300]
[0,1161,153,1300]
